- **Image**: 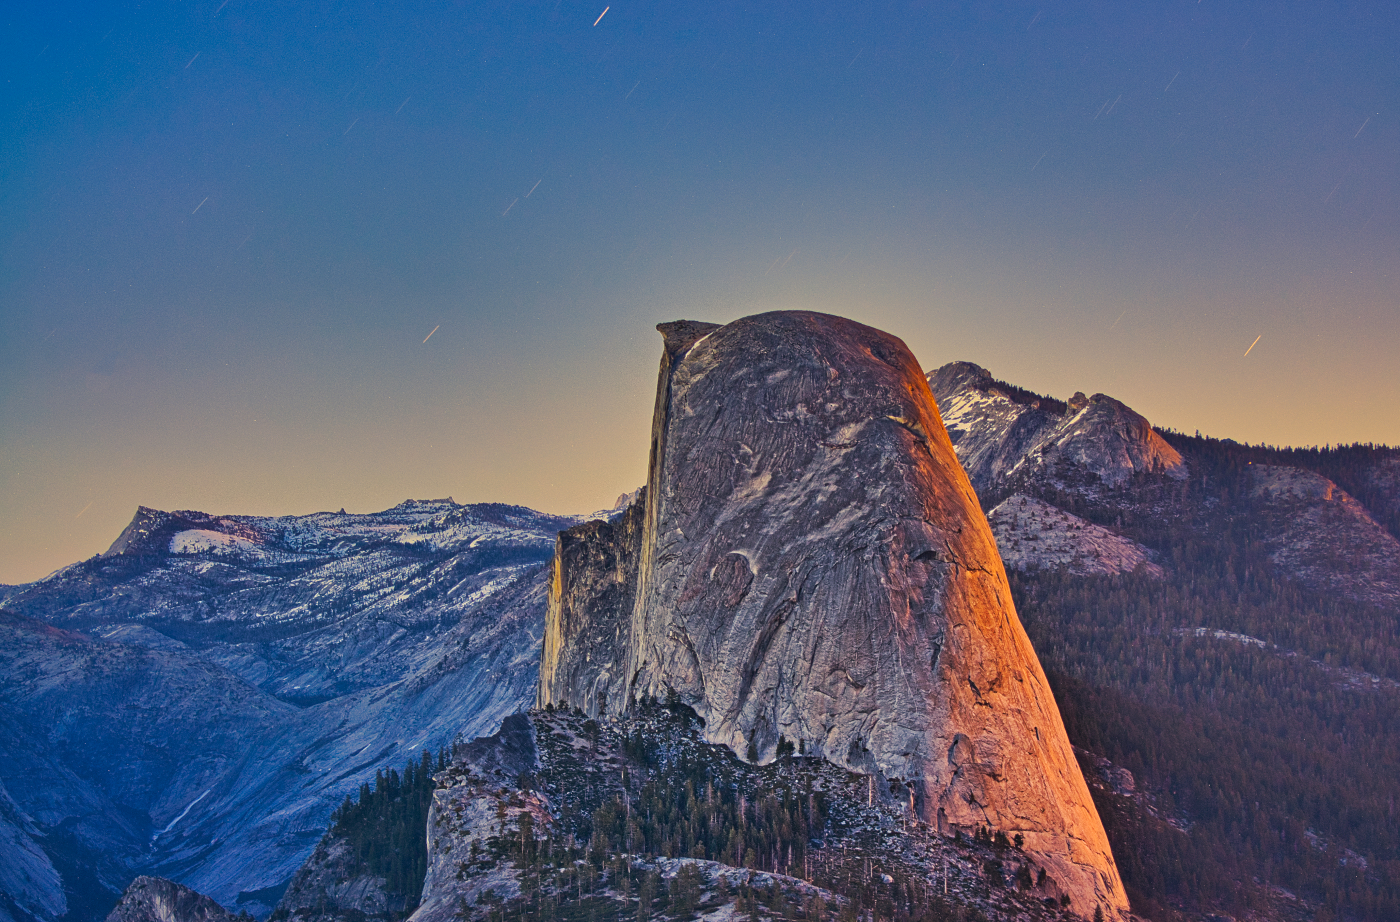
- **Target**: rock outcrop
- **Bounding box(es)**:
[928,361,1183,494]
[104,877,236,922]
[414,705,1079,922]
[539,311,1127,918]
[1251,465,1400,608]
[988,495,1162,577]
[411,715,544,922]
[271,832,400,922]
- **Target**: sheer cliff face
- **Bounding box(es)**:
[541,311,1127,918]
[537,497,645,715]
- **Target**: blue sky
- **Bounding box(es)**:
[3,1,1397,582]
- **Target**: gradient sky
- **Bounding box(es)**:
[3,1,1398,584]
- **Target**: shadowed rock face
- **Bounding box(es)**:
[540,311,1127,919]
[272,833,401,922]
[537,495,645,716]
[105,877,236,922]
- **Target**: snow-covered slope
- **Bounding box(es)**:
[928,362,1183,495]
[0,500,587,920]
[12,500,575,703]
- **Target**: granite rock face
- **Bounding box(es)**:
[537,494,645,716]
[988,495,1162,578]
[929,361,1183,494]
[270,832,399,922]
[539,311,1127,918]
[105,877,236,922]
[410,715,543,922]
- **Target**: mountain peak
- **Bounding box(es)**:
[929,362,1184,492]
[385,497,458,511]
[105,877,237,922]
[103,506,193,557]
[927,360,995,393]
[541,311,1128,919]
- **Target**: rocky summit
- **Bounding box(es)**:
[539,311,1128,918]
[103,877,238,922]
[928,361,1184,496]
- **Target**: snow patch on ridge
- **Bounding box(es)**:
[171,529,259,555]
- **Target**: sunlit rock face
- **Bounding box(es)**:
[540,311,1128,919]
[929,361,1184,494]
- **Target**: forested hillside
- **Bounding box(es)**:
[273,751,446,922]
[1009,436,1400,920]
[418,704,1092,922]
[330,752,443,907]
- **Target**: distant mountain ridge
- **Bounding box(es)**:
[10,499,576,703]
[0,499,585,921]
[928,359,1400,600]
[925,360,1400,920]
[929,361,1185,495]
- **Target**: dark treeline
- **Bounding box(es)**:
[588,732,824,875]
[328,749,448,914]
[1157,431,1400,541]
[485,823,985,922]
[972,374,1070,417]
[485,706,997,922]
[1007,435,1400,920]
